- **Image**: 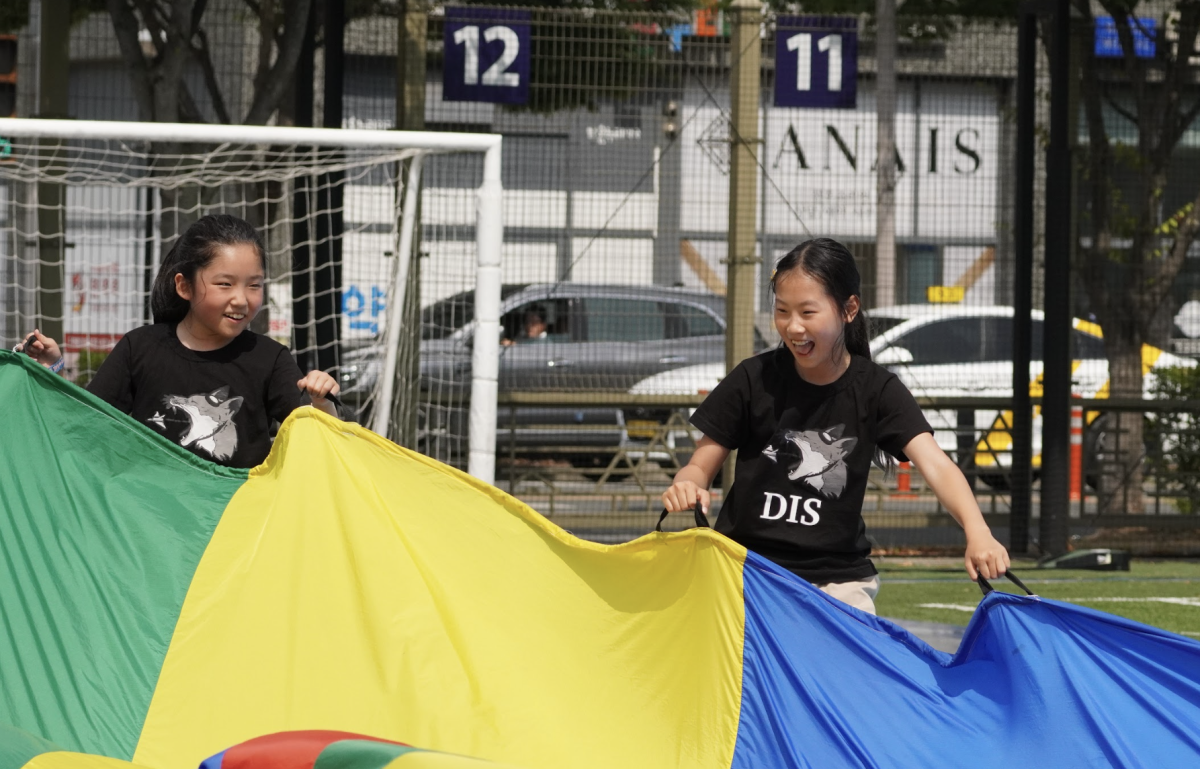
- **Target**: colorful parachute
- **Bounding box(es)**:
[2,349,1200,769]
[2,728,520,769]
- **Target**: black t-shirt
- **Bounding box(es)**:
[690,349,932,584]
[86,324,306,468]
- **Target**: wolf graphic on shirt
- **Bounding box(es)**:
[148,386,243,461]
[761,424,857,499]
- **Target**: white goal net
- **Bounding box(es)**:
[0,119,503,483]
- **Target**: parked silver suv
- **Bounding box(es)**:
[340,283,758,455]
[341,283,737,396]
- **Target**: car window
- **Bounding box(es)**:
[421,285,529,340]
[422,291,476,340]
[980,317,1013,362]
[893,318,984,365]
[868,316,906,338]
[665,303,723,339]
[1071,329,1107,359]
[1030,320,1044,360]
[584,298,666,342]
[500,299,573,343]
[1027,320,1105,360]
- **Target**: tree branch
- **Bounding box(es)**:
[191,28,231,123]
[1155,4,1200,165]
[105,0,156,121]
[147,0,198,122]
[1159,98,1200,168]
[1101,91,1138,127]
[190,0,207,34]
[244,0,313,125]
[1075,0,1113,320]
[1165,194,1200,301]
[249,0,275,116]
[177,79,205,123]
[1099,1,1153,154]
[130,0,167,61]
[1164,3,1199,119]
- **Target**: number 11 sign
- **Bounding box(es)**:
[444,7,531,105]
[774,16,857,109]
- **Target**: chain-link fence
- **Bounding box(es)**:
[6,2,1200,556]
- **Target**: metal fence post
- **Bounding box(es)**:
[874,0,897,309]
[394,0,428,447]
[1011,0,1052,555]
[724,0,763,496]
[1040,0,1073,558]
[36,0,69,344]
[316,0,345,376]
[653,98,683,287]
[291,4,317,371]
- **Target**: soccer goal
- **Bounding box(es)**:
[0,118,503,484]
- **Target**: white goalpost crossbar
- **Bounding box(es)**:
[0,118,504,485]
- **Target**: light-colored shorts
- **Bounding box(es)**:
[816,574,881,615]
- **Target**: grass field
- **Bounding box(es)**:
[874,558,1200,638]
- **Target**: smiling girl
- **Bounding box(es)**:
[661,238,1008,613]
[17,214,338,468]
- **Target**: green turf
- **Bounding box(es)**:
[874,558,1200,638]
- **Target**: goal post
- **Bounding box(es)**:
[0,117,504,485]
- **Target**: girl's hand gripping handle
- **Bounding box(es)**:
[656,499,710,532]
[14,330,64,370]
[662,479,712,519]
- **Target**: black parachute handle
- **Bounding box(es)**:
[298,390,344,416]
[976,570,1035,597]
[656,499,710,532]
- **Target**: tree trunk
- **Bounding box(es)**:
[1100,327,1146,514]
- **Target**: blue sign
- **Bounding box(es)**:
[343,284,387,335]
[1095,16,1156,59]
[443,7,531,105]
[775,16,857,109]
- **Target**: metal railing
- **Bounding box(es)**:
[490,393,1200,555]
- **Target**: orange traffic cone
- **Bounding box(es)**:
[1069,401,1083,502]
[893,461,915,497]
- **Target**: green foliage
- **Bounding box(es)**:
[1145,365,1200,513]
[73,349,108,388]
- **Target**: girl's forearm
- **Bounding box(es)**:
[906,433,1010,577]
[673,462,714,489]
[921,454,991,537]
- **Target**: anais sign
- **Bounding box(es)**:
[775,16,857,110]
[443,7,530,105]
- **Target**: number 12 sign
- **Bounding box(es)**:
[444,7,531,105]
[774,16,857,109]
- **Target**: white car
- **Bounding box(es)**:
[630,305,1195,487]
